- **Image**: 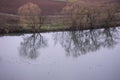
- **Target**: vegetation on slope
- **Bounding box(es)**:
[0,0,120,34]
[62,1,120,29]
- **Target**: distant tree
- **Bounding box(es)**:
[18,2,42,30]
[63,1,101,28]
[62,0,118,28]
[103,3,118,27]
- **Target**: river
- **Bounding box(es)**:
[0,27,120,80]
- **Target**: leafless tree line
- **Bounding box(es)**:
[62,1,119,28]
[17,1,120,30]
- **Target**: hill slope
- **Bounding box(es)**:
[0,0,120,15]
[0,0,66,15]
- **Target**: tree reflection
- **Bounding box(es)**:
[19,33,47,59]
[53,28,119,58]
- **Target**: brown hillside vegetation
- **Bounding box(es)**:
[0,0,66,15]
[0,0,120,15]
[18,2,42,29]
[0,0,120,34]
[62,0,120,28]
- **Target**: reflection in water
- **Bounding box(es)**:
[53,28,119,58]
[0,28,120,80]
[19,33,47,59]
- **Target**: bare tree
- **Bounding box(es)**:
[62,0,118,29]
[103,3,118,27]
[18,2,42,30]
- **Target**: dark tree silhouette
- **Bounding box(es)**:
[53,28,119,58]
[19,33,47,59]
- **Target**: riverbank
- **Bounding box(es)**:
[0,23,120,34]
[0,9,120,34]
[0,14,120,34]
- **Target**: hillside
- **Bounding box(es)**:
[0,0,66,15]
[0,0,120,33]
[0,0,120,15]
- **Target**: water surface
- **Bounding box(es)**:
[0,28,120,80]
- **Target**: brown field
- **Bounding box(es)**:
[0,0,66,15]
[0,0,120,15]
